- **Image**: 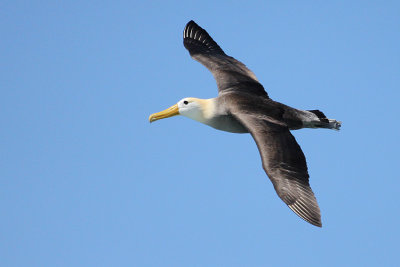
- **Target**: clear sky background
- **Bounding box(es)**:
[1,1,399,266]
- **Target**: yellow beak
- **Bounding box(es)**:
[149,104,179,123]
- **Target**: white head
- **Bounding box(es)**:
[177,97,207,122]
[149,97,214,124]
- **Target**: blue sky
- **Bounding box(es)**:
[1,1,399,266]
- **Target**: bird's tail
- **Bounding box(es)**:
[307,110,341,130]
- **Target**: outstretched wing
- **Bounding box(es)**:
[183,20,267,97]
[226,94,322,227]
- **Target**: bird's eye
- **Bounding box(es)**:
[183,100,189,105]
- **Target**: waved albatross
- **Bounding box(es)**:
[149,20,341,227]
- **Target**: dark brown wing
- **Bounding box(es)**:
[226,95,322,227]
[183,20,268,97]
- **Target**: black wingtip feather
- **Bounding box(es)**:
[183,20,225,55]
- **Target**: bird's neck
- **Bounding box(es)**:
[183,97,217,125]
[196,98,217,121]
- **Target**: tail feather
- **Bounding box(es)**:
[328,119,342,130]
[305,110,342,130]
[307,110,329,123]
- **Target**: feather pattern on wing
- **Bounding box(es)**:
[183,21,267,96]
[224,93,322,227]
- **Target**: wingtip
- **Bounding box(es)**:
[288,201,322,227]
[183,20,225,55]
[313,220,322,227]
[184,20,200,35]
[184,20,197,31]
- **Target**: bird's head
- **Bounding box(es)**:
[149,97,213,123]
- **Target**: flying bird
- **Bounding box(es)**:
[149,20,341,227]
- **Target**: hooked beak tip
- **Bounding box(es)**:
[149,115,156,123]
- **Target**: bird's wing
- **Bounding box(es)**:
[226,95,322,227]
[183,20,268,97]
